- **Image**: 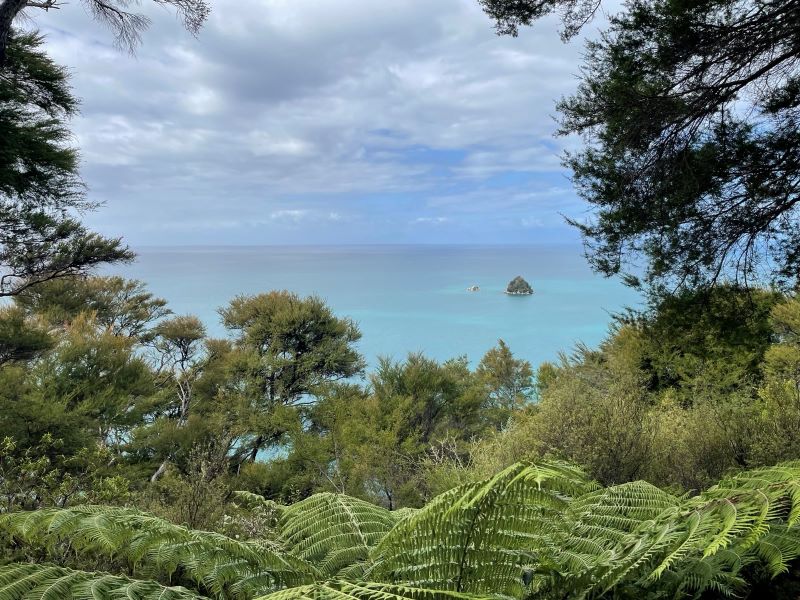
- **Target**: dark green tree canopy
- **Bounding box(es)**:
[220,291,365,462]
[221,291,365,402]
[0,31,132,297]
[483,0,800,292]
[1,31,79,206]
[633,284,782,396]
[479,0,602,39]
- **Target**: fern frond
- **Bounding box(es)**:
[254,580,490,600]
[371,461,800,599]
[0,562,206,600]
[279,493,400,578]
[0,506,318,598]
[3,462,800,600]
[371,460,596,597]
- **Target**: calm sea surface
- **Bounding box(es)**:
[108,245,642,370]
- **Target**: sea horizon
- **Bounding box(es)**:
[106,243,642,371]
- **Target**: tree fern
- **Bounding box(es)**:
[278,492,401,577]
[370,460,596,597]
[545,462,800,598]
[2,462,800,600]
[255,580,488,600]
[0,562,206,600]
[370,461,800,599]
[0,505,317,598]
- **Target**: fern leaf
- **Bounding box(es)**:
[278,493,400,578]
[0,506,318,598]
[0,563,205,600]
[254,580,490,600]
[371,460,596,598]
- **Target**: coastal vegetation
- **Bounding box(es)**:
[3,0,800,597]
[4,270,800,597]
[2,461,800,600]
[0,32,132,298]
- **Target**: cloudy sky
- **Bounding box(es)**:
[32,0,601,245]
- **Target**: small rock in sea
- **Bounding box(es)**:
[505,276,533,295]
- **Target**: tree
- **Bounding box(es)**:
[244,383,372,502]
[479,0,602,39]
[16,276,170,340]
[343,354,488,508]
[523,330,654,485]
[0,305,51,365]
[0,0,210,66]
[752,295,800,464]
[147,315,207,481]
[0,434,130,512]
[1,31,132,297]
[252,353,494,508]
[482,0,800,292]
[29,313,156,448]
[635,285,781,399]
[475,339,534,426]
[220,291,364,463]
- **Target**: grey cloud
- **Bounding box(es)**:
[28,0,591,244]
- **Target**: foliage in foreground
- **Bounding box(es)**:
[2,460,800,600]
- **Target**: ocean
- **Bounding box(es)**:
[109,245,642,370]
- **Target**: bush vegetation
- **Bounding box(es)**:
[4,0,800,596]
[4,273,800,597]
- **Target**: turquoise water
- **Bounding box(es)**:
[109,245,642,370]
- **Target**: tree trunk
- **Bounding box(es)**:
[248,435,263,462]
[0,0,27,67]
[150,460,168,483]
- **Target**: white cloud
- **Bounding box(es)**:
[269,209,310,222]
[27,0,593,244]
[414,216,450,224]
[521,216,544,228]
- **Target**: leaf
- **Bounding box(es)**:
[0,563,205,600]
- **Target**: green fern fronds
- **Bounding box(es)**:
[2,461,800,600]
[0,505,318,598]
[279,493,400,577]
[370,461,800,600]
[562,462,800,598]
[0,562,206,600]
[255,580,490,600]
[371,460,597,597]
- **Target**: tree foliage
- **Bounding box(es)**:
[0,305,51,365]
[482,0,800,291]
[0,31,132,297]
[16,276,170,340]
[0,0,210,66]
[220,292,364,463]
[478,0,602,40]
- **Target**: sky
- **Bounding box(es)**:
[30,0,603,246]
